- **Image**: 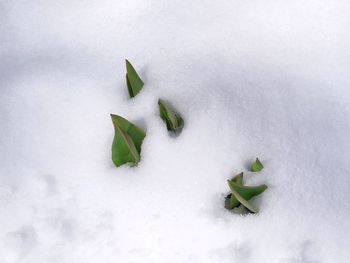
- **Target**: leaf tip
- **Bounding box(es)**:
[251,157,264,172]
[110,113,119,122]
[125,59,144,98]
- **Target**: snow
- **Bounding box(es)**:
[1,0,350,262]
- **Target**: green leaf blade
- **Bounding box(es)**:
[229,181,268,201]
[225,193,240,210]
[126,59,144,98]
[158,99,184,133]
[112,125,140,166]
[126,74,134,97]
[225,172,244,210]
[230,187,259,213]
[226,179,268,213]
[230,172,244,185]
[251,158,264,172]
[111,114,146,167]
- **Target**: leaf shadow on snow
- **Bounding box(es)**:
[133,117,147,131]
[137,64,149,84]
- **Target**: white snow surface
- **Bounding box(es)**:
[1,0,350,262]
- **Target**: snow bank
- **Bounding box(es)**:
[1,0,349,262]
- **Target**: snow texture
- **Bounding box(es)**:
[1,0,350,262]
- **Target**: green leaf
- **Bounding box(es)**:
[225,172,243,210]
[225,193,240,210]
[227,180,267,213]
[251,158,264,172]
[228,181,267,202]
[158,99,184,133]
[111,114,146,167]
[126,59,144,98]
[225,193,237,210]
[225,172,244,209]
[230,172,243,185]
[230,186,259,213]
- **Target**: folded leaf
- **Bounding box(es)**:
[230,186,259,213]
[228,181,267,201]
[251,158,264,172]
[126,59,144,98]
[225,172,244,210]
[230,172,243,185]
[227,180,267,213]
[111,114,146,167]
[158,99,184,133]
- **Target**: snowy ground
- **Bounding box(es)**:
[1,0,350,262]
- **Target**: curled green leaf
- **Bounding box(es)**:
[251,157,264,172]
[225,172,244,210]
[111,114,146,167]
[158,99,184,133]
[225,172,267,213]
[227,180,267,213]
[126,59,144,98]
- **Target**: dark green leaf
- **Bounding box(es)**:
[251,158,264,172]
[225,193,235,210]
[111,114,146,167]
[125,59,144,98]
[225,193,240,210]
[158,99,184,133]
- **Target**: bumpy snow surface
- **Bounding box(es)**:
[1,1,350,262]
